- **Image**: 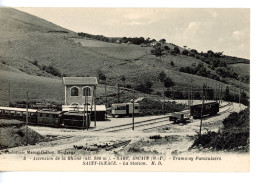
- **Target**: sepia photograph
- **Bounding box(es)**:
[0,5,251,172]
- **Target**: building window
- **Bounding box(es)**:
[71,87,79,96]
[83,87,91,96]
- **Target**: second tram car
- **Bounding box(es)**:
[110,103,139,117]
[190,102,219,119]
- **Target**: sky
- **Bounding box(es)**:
[17,8,250,59]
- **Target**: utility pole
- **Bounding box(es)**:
[117,83,120,103]
[199,86,205,143]
[239,80,241,108]
[132,91,135,130]
[163,88,165,116]
[83,95,86,130]
[220,84,222,103]
[205,78,207,102]
[8,80,11,107]
[94,85,97,127]
[26,91,29,146]
[87,94,89,130]
[105,80,107,119]
[190,77,193,106]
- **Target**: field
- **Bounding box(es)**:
[0,8,250,102]
[71,38,152,60]
[0,66,126,106]
[229,63,250,77]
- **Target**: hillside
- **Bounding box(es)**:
[0,8,249,105]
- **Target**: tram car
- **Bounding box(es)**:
[0,107,37,123]
[36,109,64,127]
[110,103,139,117]
[0,107,91,129]
[169,110,191,124]
[190,102,219,119]
[62,111,91,129]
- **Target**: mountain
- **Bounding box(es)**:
[0,8,249,105]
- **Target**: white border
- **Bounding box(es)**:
[0,0,259,182]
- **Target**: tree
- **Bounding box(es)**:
[170,61,175,67]
[164,45,170,51]
[159,71,166,82]
[120,75,126,82]
[151,46,163,57]
[182,49,189,55]
[224,86,231,101]
[163,77,174,88]
[170,46,180,55]
[98,70,106,81]
[159,39,166,44]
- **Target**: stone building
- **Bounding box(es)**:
[62,77,98,106]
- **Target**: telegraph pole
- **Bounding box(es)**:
[83,95,86,129]
[215,80,217,102]
[26,91,29,146]
[190,77,193,106]
[8,80,11,107]
[105,80,107,119]
[132,92,135,131]
[117,83,120,103]
[94,85,97,127]
[220,84,223,103]
[163,88,165,116]
[199,85,205,143]
[239,80,241,108]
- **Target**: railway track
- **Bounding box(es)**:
[142,102,235,132]
[93,102,234,133]
[107,119,172,133]
[92,116,170,133]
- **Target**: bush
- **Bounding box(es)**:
[170,46,180,55]
[32,60,38,66]
[138,98,186,116]
[45,65,61,77]
[151,46,163,57]
[182,49,189,55]
[191,108,249,151]
[134,80,153,94]
[149,135,162,139]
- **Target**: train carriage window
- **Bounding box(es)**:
[71,87,79,96]
[134,106,139,109]
[46,114,49,117]
[83,87,91,96]
[39,113,42,117]
[116,106,126,110]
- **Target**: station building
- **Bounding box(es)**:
[62,77,106,121]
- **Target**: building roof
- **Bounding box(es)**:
[62,77,98,85]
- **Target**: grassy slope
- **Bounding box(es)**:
[0,119,45,149]
[229,63,250,77]
[0,8,249,105]
[0,64,149,106]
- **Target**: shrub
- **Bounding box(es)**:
[45,65,61,77]
[191,108,249,151]
[151,46,163,57]
[182,49,189,55]
[170,46,180,55]
[149,135,162,139]
[32,60,38,66]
